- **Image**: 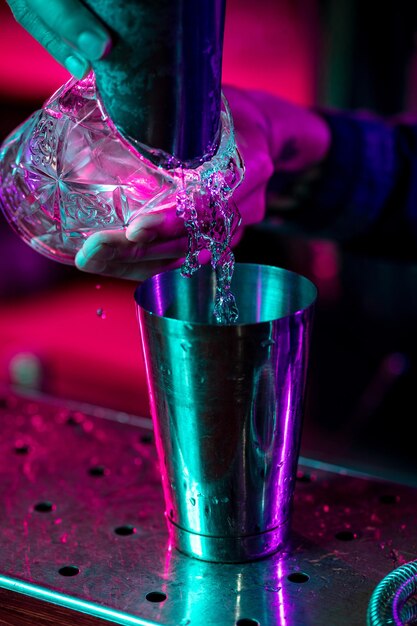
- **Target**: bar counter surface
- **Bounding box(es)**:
[0,386,416,626]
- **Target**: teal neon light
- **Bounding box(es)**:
[0,575,164,626]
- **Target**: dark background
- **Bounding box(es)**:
[1,0,417,484]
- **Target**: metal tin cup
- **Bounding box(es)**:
[134,262,317,563]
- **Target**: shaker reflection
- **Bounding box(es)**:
[160,546,303,626]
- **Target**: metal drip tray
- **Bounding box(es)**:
[0,386,416,626]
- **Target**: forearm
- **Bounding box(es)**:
[243,89,331,173]
[270,108,417,253]
[222,85,417,255]
[297,110,399,239]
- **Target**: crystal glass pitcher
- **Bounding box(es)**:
[0,72,244,266]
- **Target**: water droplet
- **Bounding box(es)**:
[265,584,282,593]
[95,284,101,290]
[96,308,106,319]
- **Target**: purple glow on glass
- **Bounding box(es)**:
[151,275,168,318]
[274,368,293,522]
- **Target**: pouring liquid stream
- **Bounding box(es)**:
[176,168,241,325]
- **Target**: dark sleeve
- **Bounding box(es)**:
[271,110,417,257]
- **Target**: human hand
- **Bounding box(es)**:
[74,204,192,281]
[74,85,331,281]
[216,85,330,228]
[6,0,111,78]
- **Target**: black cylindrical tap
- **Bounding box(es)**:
[84,0,226,167]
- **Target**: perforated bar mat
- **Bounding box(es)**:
[0,387,416,626]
